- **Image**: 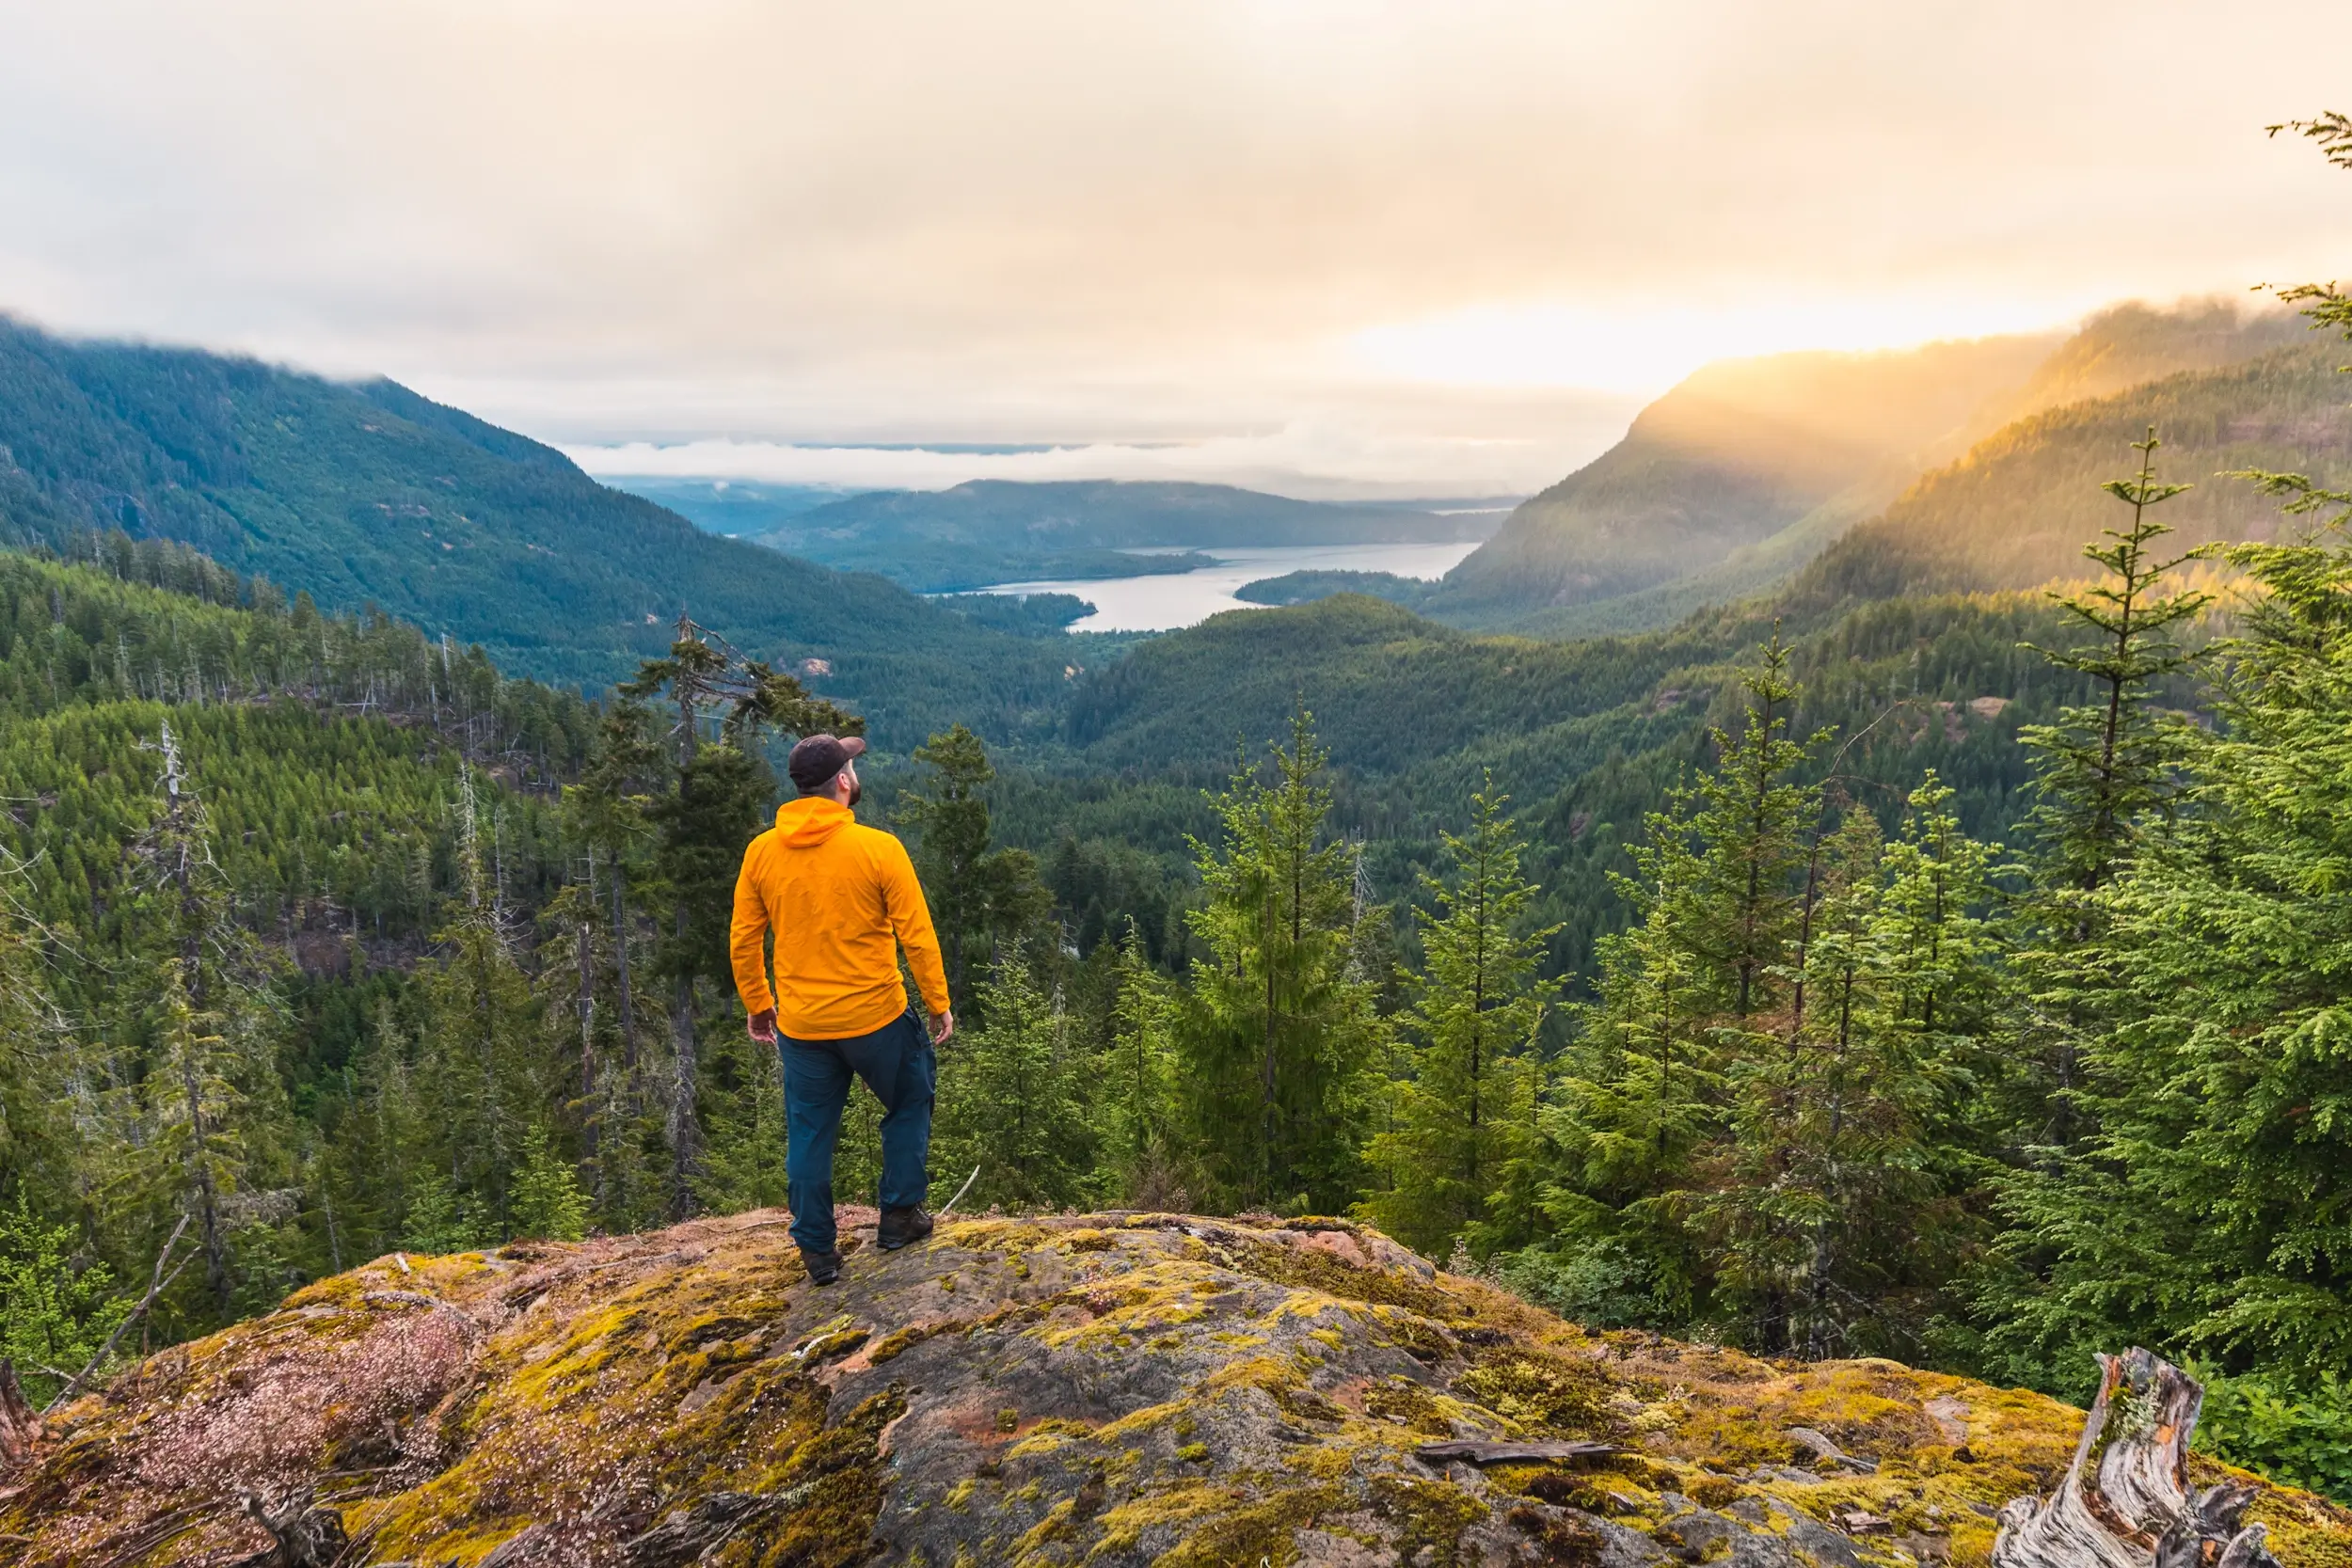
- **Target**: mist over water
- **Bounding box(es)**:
[971,540,1479,632]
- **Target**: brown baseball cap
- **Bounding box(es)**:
[787,732,866,794]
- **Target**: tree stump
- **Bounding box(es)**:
[1993,1349,2280,1568]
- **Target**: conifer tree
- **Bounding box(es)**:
[622,615,857,1216]
[0,865,67,1215]
[1529,644,1827,1331]
[413,765,544,1241]
[1690,630,1822,1023]
[2010,430,2208,1149]
[1708,776,1996,1354]
[931,959,1096,1211]
[691,1028,794,1215]
[1098,924,1183,1207]
[895,724,1052,1017]
[509,1122,592,1242]
[1360,783,1556,1260]
[1982,530,2352,1397]
[116,719,291,1317]
[1178,711,1382,1212]
[1534,805,1714,1324]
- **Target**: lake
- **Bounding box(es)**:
[971,540,1483,632]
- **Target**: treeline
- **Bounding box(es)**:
[5,533,596,776]
[910,435,2352,1496]
[3,429,2348,1500]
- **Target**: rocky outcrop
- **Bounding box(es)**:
[2,1209,2344,1566]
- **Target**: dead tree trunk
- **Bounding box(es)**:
[1993,1349,2280,1568]
[0,1360,40,1474]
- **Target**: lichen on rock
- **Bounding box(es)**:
[2,1209,2345,1567]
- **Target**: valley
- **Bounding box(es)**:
[11,12,2352,1560]
[6,254,2352,1544]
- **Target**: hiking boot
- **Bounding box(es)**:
[878,1205,934,1252]
[801,1246,843,1286]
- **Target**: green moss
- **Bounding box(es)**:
[723,1386,908,1568]
[1370,1473,1489,1567]
[1506,1502,1607,1564]
[1221,1235,1459,1316]
[1457,1351,1620,1439]
[1364,1377,1457,1436]
[869,1319,964,1364]
[1152,1482,1348,1568]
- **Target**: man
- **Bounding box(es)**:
[731,732,954,1286]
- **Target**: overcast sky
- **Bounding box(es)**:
[2,1,2345,498]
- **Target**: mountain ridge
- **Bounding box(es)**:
[1422,301,2316,636]
[0,317,1064,740]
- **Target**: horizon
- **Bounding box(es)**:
[5,2,2348,498]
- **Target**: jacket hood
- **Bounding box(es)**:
[774,796,854,847]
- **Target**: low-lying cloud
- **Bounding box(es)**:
[4,0,2348,488]
[566,411,1643,502]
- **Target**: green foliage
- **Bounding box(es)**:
[1097,927,1184,1207]
[412,768,548,1238]
[0,1198,128,1404]
[2192,1366,2352,1504]
[931,959,1098,1212]
[1978,533,2352,1394]
[896,725,1052,1015]
[509,1123,592,1243]
[1177,712,1384,1213]
[400,1174,490,1256]
[1233,573,1435,609]
[1513,646,2001,1355]
[1360,784,1555,1259]
[2014,430,2209,898]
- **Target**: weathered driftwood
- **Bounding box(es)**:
[230,1487,348,1568]
[0,1360,40,1474]
[1992,1348,2280,1568]
[1416,1439,1618,1465]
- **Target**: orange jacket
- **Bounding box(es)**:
[730,798,951,1040]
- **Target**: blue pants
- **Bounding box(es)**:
[780,1009,934,1255]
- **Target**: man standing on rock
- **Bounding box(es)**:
[731,733,954,1286]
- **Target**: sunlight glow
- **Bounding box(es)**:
[1349,294,2092,397]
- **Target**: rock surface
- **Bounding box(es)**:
[2,1209,2345,1567]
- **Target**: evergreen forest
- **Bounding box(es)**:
[4,109,2352,1514]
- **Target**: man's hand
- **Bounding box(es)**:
[747,1007,778,1045]
[928,1008,955,1045]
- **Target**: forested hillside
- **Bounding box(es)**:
[1783,340,2352,610]
[1427,332,2058,622]
[0,320,1064,737]
[1422,301,2313,636]
[7,117,2352,1522]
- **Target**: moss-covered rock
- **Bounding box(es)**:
[2,1210,2344,1566]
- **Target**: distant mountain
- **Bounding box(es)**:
[1424,333,2063,625]
[0,318,1063,739]
[1779,338,2352,615]
[779,480,1502,549]
[1423,302,2316,634]
[602,476,852,537]
[743,479,1507,591]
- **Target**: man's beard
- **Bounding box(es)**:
[847,779,863,809]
